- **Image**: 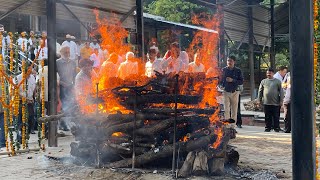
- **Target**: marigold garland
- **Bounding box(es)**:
[314,0,320,179]
[21,60,26,149]
[41,59,45,150]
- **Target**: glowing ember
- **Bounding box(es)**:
[112,132,124,137]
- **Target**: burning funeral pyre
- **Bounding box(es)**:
[51,72,237,177]
[39,11,239,178]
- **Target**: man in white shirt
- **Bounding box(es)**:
[145,49,162,77]
[273,66,288,82]
[117,52,138,80]
[15,70,36,134]
[34,39,48,60]
[162,42,189,74]
[100,53,119,78]
[1,31,11,58]
[90,48,101,71]
[188,52,205,73]
[90,39,100,50]
[17,32,32,53]
[62,34,78,65]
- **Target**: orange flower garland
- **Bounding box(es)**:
[21,60,26,149]
[41,59,45,150]
[314,0,320,179]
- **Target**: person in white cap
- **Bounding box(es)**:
[62,34,78,66]
[117,52,138,80]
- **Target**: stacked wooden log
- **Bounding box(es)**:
[67,73,238,177]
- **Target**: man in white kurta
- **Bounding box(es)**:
[145,49,162,77]
[188,53,205,73]
[117,52,138,80]
[162,42,189,74]
[62,34,78,64]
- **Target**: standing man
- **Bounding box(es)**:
[56,46,77,131]
[117,52,138,80]
[220,56,244,124]
[145,49,163,77]
[258,68,284,132]
[273,66,288,82]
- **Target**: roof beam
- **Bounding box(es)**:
[59,0,91,34]
[120,6,136,23]
[0,0,32,21]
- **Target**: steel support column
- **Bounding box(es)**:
[248,1,255,100]
[290,0,315,179]
[270,0,275,70]
[218,4,225,67]
[47,0,58,147]
[136,0,145,60]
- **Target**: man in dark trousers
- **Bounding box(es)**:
[258,68,284,132]
[220,56,244,126]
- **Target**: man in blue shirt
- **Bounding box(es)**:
[220,56,243,125]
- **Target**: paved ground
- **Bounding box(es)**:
[0,125,298,180]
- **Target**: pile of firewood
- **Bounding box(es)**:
[44,73,239,177]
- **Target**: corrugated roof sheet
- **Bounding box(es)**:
[0,0,136,29]
[144,13,218,34]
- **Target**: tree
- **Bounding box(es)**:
[145,0,210,24]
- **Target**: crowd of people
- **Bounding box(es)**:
[258,66,291,133]
[219,57,290,133]
[0,28,219,148]
[0,26,292,149]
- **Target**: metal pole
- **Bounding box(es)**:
[270,0,276,70]
[47,0,58,147]
[132,90,137,169]
[136,0,145,61]
[248,1,255,101]
[172,75,178,174]
[218,4,225,67]
[96,83,99,113]
[290,0,315,179]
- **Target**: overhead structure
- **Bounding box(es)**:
[0,0,136,29]
[0,0,142,147]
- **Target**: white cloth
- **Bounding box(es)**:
[283,76,291,104]
[162,51,189,74]
[117,61,138,79]
[37,66,60,101]
[90,42,100,50]
[17,37,32,51]
[56,42,61,55]
[90,53,101,68]
[16,74,36,101]
[34,46,48,60]
[273,72,283,82]
[145,59,162,77]
[188,62,205,73]
[62,40,78,60]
